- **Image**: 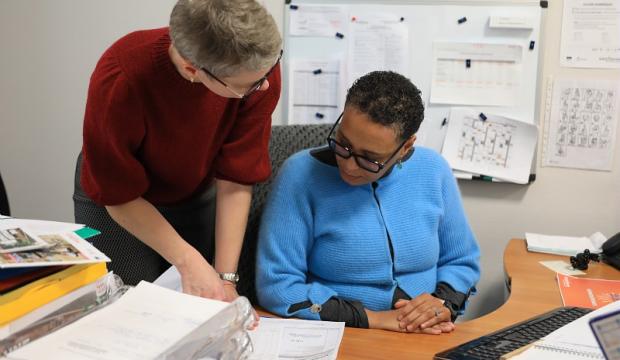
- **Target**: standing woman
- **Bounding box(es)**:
[76,0,282,302]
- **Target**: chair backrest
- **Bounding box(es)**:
[0,171,10,216]
[236,124,332,303]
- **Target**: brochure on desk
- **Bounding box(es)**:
[557,273,620,309]
[0,232,109,268]
[0,227,49,254]
[0,218,108,268]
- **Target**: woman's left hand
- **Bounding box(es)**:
[394,293,452,332]
[411,321,455,335]
[222,282,260,330]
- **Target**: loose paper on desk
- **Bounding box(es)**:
[542,78,619,171]
[526,232,607,256]
[511,300,620,359]
[288,5,346,37]
[539,260,586,276]
[288,59,341,125]
[346,14,409,87]
[248,318,345,360]
[5,281,229,360]
[560,0,620,69]
[430,42,522,106]
[441,108,538,184]
[154,267,346,360]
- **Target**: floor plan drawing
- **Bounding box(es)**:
[457,116,517,169]
[442,108,538,184]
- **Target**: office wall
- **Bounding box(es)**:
[458,0,620,319]
[0,0,618,319]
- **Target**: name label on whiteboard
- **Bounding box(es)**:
[489,16,534,29]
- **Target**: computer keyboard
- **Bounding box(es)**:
[434,306,592,360]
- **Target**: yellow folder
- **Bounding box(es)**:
[0,263,107,325]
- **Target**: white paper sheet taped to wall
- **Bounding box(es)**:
[542,78,620,171]
[560,0,620,69]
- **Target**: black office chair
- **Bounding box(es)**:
[0,171,10,216]
[73,124,332,301]
[236,124,332,303]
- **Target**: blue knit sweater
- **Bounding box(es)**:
[256,147,480,321]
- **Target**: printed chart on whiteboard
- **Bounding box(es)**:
[288,59,342,124]
[430,42,523,106]
[346,14,409,87]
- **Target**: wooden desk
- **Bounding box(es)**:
[335,239,620,359]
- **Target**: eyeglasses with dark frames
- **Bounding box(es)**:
[201,49,283,99]
[326,112,407,174]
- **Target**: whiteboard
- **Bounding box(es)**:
[282,0,546,153]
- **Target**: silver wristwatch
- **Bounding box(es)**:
[218,272,239,284]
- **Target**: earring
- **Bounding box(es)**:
[189,77,194,83]
[397,159,403,169]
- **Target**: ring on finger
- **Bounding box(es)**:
[433,307,441,318]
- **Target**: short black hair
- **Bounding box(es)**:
[345,71,424,141]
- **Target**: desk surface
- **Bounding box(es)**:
[335,239,620,359]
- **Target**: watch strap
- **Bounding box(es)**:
[218,272,239,284]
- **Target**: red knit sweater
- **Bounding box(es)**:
[81,28,281,206]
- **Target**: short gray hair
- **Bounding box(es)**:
[170,0,281,77]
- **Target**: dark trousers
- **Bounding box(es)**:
[73,155,215,286]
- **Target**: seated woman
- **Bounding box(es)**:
[256,71,480,334]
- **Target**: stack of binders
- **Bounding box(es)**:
[1,217,256,359]
[3,281,255,359]
[0,217,112,341]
